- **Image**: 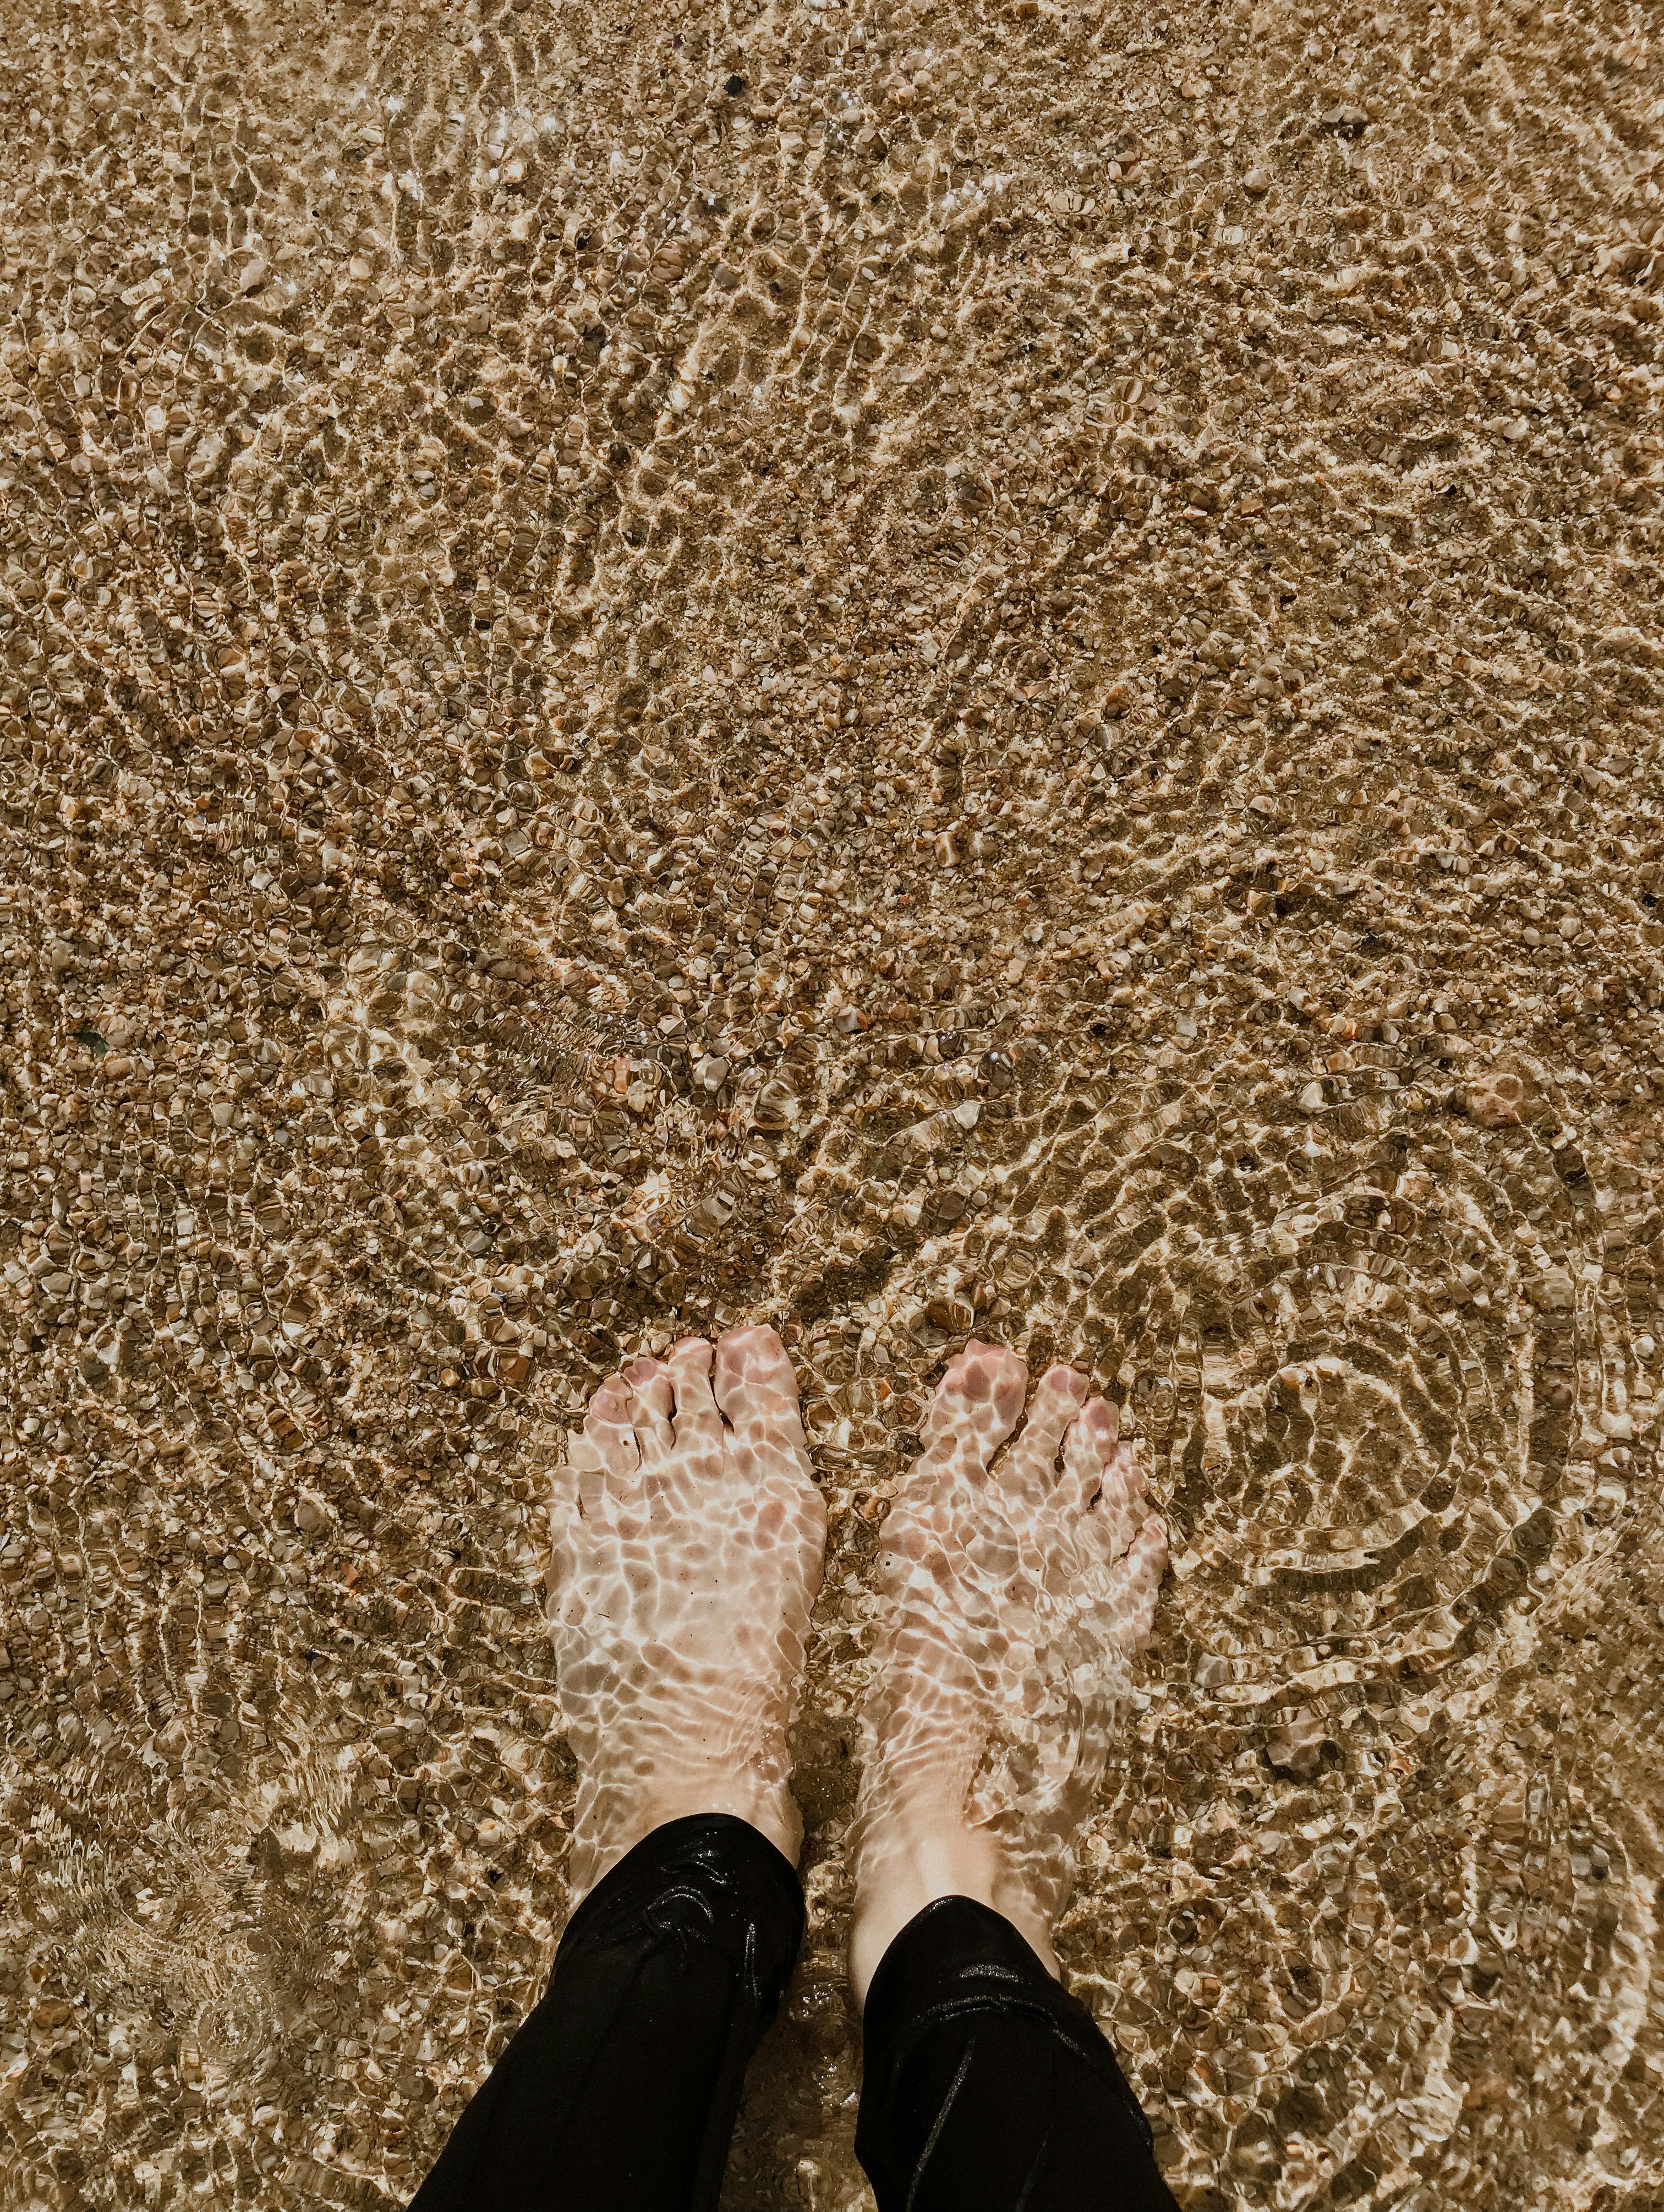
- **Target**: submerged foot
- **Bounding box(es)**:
[850,1341,1167,1999]
[547,1326,826,1898]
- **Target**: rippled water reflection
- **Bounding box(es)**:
[3,0,1661,2202]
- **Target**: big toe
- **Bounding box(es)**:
[1055,1394,1120,1516]
[921,1339,1028,1469]
[1088,1435,1151,1559]
[1107,1514,1168,1656]
[999,1364,1088,1501]
[714,1325,808,1456]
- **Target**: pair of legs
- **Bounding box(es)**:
[409,1332,1176,2210]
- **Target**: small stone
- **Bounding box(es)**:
[1469,1064,1531,1128]
[689,1194,733,1247]
[1266,1708,1329,1778]
[753,1077,799,1130]
[294,1491,331,1536]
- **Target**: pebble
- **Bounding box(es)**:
[1469,1064,1532,1129]
[1265,1708,1330,1779]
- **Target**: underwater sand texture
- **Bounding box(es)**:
[2,0,1662,2201]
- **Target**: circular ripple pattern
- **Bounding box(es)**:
[1,0,1662,2207]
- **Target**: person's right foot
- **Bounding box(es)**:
[547,1328,826,1899]
[850,1342,1167,2000]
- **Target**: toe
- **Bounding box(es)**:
[574,1375,641,1514]
[585,1375,640,1468]
[714,1325,808,1458]
[1106,1513,1168,1656]
[665,1336,725,1455]
[999,1365,1088,1500]
[1088,1438,1150,1559]
[1055,1394,1119,1514]
[625,1357,675,1466]
[921,1340,1027,1469]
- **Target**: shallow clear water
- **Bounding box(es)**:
[2,0,1661,2205]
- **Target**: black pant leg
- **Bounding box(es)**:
[408,1813,804,2212]
[856,1897,1180,2212]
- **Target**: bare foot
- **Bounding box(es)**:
[850,1342,1167,2001]
[547,1327,826,1899]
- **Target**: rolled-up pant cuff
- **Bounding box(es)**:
[856,1895,1179,2211]
[407,1812,804,2212]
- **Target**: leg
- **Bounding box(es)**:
[856,1897,1176,2211]
[409,1813,803,2212]
[408,1328,826,2211]
[851,1343,1176,2211]
[551,1328,827,1892]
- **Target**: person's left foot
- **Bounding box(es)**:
[848,1345,1166,1997]
[548,1327,826,1898]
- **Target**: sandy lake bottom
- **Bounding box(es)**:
[1,0,1662,2204]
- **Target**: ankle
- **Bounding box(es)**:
[639,1774,802,1864]
[578,1771,803,1894]
[849,1820,1055,2006]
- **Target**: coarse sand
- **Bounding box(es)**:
[1,0,1662,2204]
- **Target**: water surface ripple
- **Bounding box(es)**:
[1,0,1660,2206]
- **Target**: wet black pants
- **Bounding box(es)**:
[408,1814,1178,2212]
